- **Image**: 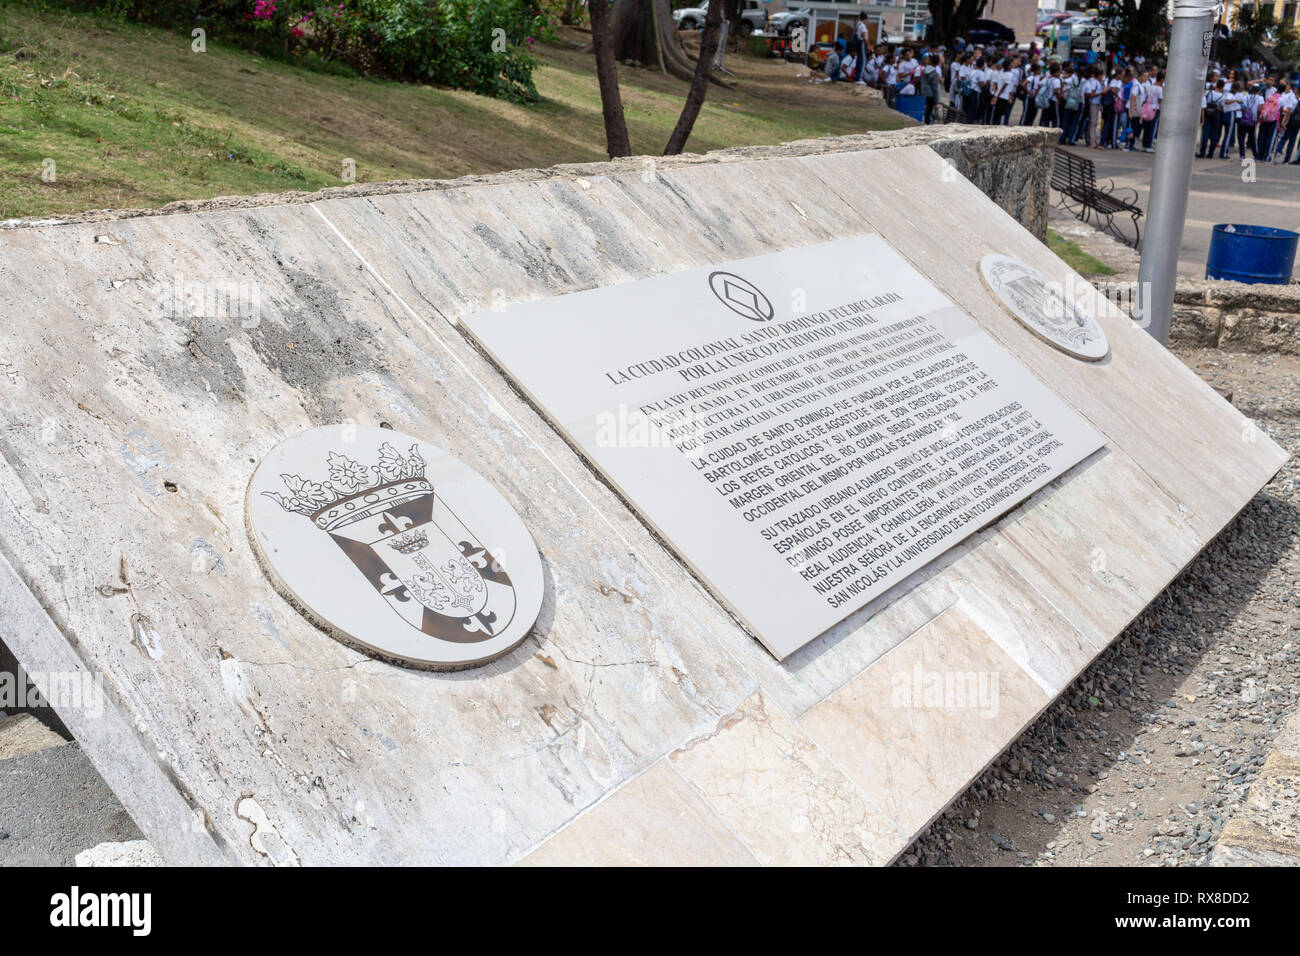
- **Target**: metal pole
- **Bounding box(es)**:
[1135,0,1217,344]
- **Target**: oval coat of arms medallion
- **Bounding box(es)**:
[248,425,543,670]
[979,253,1109,361]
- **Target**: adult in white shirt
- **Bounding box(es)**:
[1082,69,1103,147]
[853,14,870,84]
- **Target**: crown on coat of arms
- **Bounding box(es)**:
[263,442,431,530]
[387,528,430,555]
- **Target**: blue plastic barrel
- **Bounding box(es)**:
[1205,224,1298,284]
[893,94,927,122]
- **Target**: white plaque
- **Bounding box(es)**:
[465,236,1104,660]
[248,425,543,670]
[980,253,1109,361]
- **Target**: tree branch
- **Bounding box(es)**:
[663,0,724,155]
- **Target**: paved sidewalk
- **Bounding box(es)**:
[0,712,143,866]
[1059,142,1300,277]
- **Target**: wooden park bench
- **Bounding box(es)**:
[934,102,966,124]
[1051,146,1143,247]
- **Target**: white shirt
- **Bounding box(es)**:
[1082,77,1102,103]
[1128,80,1149,111]
[1222,90,1242,114]
[1279,90,1298,116]
[998,71,1015,100]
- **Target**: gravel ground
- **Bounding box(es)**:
[897,346,1300,866]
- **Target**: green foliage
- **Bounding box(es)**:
[348,0,543,101]
[1233,4,1300,64]
[1098,0,1169,62]
[58,0,544,101]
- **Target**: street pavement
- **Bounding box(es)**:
[1059,140,1300,277]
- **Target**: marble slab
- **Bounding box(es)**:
[463,235,1104,659]
[0,135,1284,866]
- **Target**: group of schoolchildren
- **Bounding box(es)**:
[1196,69,1300,164]
[821,24,1300,164]
[948,54,1165,152]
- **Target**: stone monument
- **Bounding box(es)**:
[0,127,1284,865]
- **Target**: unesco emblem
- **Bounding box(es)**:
[708,271,774,322]
[248,425,544,670]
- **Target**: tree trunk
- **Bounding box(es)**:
[664,0,725,155]
[1110,0,1171,60]
[928,0,987,46]
[613,0,699,81]
[590,0,633,158]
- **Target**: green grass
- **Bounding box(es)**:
[1048,229,1118,276]
[0,4,904,219]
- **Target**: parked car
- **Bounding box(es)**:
[1036,12,1071,34]
[965,18,1016,46]
[673,0,765,35]
[1059,15,1099,31]
[768,8,809,36]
